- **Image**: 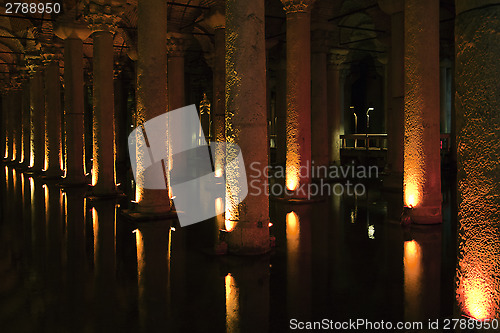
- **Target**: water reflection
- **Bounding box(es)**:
[0,165,461,332]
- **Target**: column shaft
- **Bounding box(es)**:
[30,71,45,171]
[92,30,116,194]
[403,0,441,223]
[64,38,87,184]
[284,5,312,194]
[327,56,346,165]
[213,27,226,176]
[167,56,184,111]
[12,89,23,163]
[44,60,63,177]
[21,83,31,167]
[135,0,171,212]
[225,0,269,254]
[455,0,500,320]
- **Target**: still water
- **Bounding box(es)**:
[0,165,459,332]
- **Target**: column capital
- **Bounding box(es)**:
[378,0,404,15]
[25,51,43,76]
[167,32,189,57]
[281,0,315,14]
[54,19,91,40]
[328,48,349,67]
[86,2,122,34]
[41,47,62,66]
[204,10,225,30]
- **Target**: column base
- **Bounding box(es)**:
[226,221,271,255]
[407,205,442,225]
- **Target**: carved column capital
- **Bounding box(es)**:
[205,10,225,30]
[86,2,122,34]
[167,33,189,57]
[25,51,43,77]
[281,0,315,14]
[55,19,91,40]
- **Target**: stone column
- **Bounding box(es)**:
[87,6,119,195]
[1,91,8,160]
[27,55,45,172]
[455,0,500,320]
[205,7,226,177]
[56,22,90,185]
[20,75,31,168]
[403,0,441,223]
[11,79,23,164]
[134,0,171,213]
[42,52,63,178]
[167,33,187,111]
[327,48,348,165]
[275,48,287,167]
[3,90,13,161]
[379,0,404,188]
[281,0,314,196]
[311,29,329,169]
[225,0,269,254]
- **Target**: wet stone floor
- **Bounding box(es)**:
[0,165,459,332]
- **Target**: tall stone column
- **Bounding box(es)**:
[225,0,269,254]
[134,0,171,213]
[56,22,90,185]
[205,7,226,177]
[403,0,441,223]
[20,76,31,168]
[27,55,45,172]
[281,0,314,196]
[379,0,405,188]
[167,33,187,111]
[87,6,119,195]
[3,91,13,161]
[455,0,500,320]
[42,52,63,178]
[327,48,348,165]
[10,79,23,163]
[275,48,287,167]
[1,91,8,160]
[311,29,329,169]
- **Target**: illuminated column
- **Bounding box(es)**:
[205,6,226,177]
[1,91,7,159]
[42,53,63,178]
[134,0,171,213]
[281,0,314,195]
[11,81,23,163]
[20,77,31,168]
[403,0,441,223]
[87,7,119,195]
[225,0,270,254]
[27,56,45,172]
[3,91,13,161]
[311,29,329,168]
[327,48,348,165]
[379,0,404,187]
[455,0,500,320]
[56,22,90,185]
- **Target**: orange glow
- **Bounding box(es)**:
[286,165,299,191]
[92,207,98,264]
[215,197,224,215]
[461,276,490,320]
[225,219,236,232]
[286,211,299,236]
[29,142,35,168]
[135,229,145,297]
[215,167,223,178]
[404,182,421,208]
[404,240,422,319]
[225,273,239,332]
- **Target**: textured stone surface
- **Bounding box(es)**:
[44,60,63,177]
[30,70,45,171]
[404,0,441,223]
[225,0,269,254]
[455,3,500,319]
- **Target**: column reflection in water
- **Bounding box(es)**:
[403,226,441,322]
[135,221,171,332]
[63,187,88,331]
[286,206,311,320]
[225,256,270,333]
[91,199,118,330]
